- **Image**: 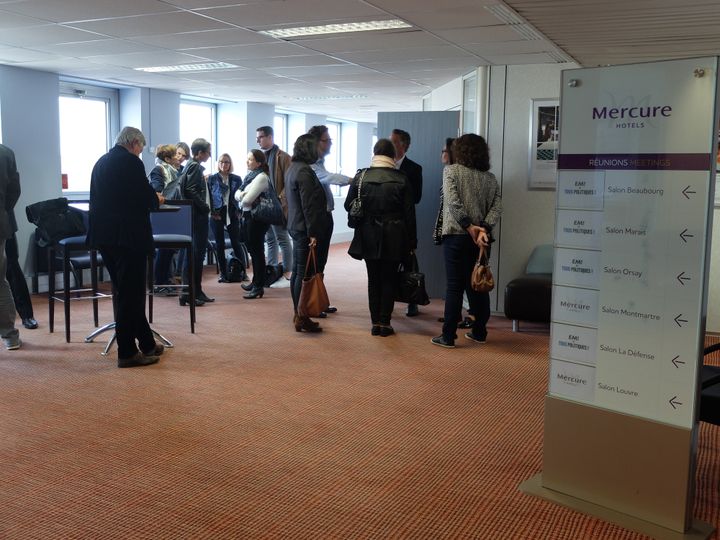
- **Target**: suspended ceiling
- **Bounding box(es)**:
[0,0,718,122]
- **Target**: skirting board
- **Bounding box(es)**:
[520,474,714,540]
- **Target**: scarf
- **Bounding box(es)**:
[241,168,263,191]
[371,155,396,168]
[160,161,177,187]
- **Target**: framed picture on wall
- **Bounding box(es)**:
[529,98,559,190]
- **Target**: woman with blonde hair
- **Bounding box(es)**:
[208,153,243,283]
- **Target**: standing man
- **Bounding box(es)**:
[390,128,423,317]
[180,138,213,306]
[307,125,350,315]
[256,126,292,285]
[6,209,38,329]
[87,127,163,367]
[0,144,21,350]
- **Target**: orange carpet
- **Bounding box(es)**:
[0,244,718,539]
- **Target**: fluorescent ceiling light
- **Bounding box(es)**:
[294,94,368,101]
[260,19,412,39]
[135,62,238,73]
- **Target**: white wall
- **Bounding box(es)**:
[0,65,61,273]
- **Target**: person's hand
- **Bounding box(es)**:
[467,224,489,247]
[309,237,317,247]
[157,193,165,205]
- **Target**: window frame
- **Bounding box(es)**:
[59,81,119,196]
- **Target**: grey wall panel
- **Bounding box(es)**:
[378,111,460,299]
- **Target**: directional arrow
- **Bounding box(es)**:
[679,229,694,243]
[682,186,696,199]
[674,314,688,327]
[671,356,685,368]
[669,396,683,409]
[676,272,691,285]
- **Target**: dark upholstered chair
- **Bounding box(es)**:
[504,244,553,332]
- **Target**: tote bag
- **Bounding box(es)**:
[298,244,330,317]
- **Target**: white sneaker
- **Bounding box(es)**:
[270,277,291,289]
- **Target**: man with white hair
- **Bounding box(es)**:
[88,127,164,368]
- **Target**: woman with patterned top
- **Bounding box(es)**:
[431,134,502,349]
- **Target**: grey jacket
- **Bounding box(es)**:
[441,163,501,236]
[0,144,21,240]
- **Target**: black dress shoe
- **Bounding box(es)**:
[406,304,419,317]
[197,292,215,303]
[371,325,381,336]
[241,282,254,291]
[318,311,328,318]
[325,306,338,313]
[380,325,395,337]
[21,317,38,329]
[218,275,229,283]
[118,351,159,368]
[179,296,205,307]
[142,343,165,356]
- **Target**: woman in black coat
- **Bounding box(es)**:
[285,134,329,333]
[344,139,416,336]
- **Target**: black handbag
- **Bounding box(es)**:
[347,169,366,228]
[395,253,430,306]
[251,179,285,226]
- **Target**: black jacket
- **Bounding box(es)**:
[180,159,210,216]
[399,156,423,204]
[87,144,159,254]
[344,167,416,261]
[285,161,328,239]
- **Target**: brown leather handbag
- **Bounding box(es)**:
[471,244,495,293]
[298,244,330,317]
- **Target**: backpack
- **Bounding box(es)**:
[226,256,246,282]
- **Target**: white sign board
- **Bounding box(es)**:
[549,57,718,428]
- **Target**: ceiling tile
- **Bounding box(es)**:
[483,52,558,65]
[133,28,274,49]
[0,0,177,23]
[68,11,232,38]
[198,0,387,28]
[434,25,523,44]
[0,8,48,28]
[32,39,159,57]
[297,30,445,54]
[85,50,210,69]
[0,24,107,46]
[398,6,504,30]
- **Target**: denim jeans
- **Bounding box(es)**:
[266,224,293,270]
[290,234,309,313]
[442,235,490,341]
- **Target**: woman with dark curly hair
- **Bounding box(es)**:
[431,133,502,348]
[285,134,329,332]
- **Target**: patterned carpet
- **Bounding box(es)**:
[0,245,718,539]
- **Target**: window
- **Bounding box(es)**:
[180,100,216,171]
[326,122,345,196]
[273,113,288,151]
[59,83,117,193]
[462,71,478,134]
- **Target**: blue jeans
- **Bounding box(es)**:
[442,235,490,341]
[266,224,293,270]
[290,234,309,313]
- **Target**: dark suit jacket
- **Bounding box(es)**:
[399,156,423,204]
[180,159,210,217]
[0,144,21,241]
[87,144,159,254]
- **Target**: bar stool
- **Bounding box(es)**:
[147,201,195,333]
[48,236,110,342]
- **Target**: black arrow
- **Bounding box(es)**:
[674,314,688,327]
[671,356,685,368]
[679,229,694,243]
[676,272,691,285]
[669,396,683,409]
[682,186,696,199]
